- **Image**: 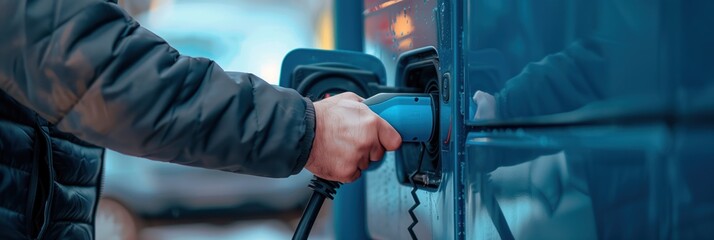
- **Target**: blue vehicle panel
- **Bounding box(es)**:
[358,0,714,239]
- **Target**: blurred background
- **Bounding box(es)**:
[93,0,714,239]
[97,0,335,239]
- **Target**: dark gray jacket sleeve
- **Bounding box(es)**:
[0,0,315,177]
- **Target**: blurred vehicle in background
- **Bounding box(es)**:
[96,1,332,239]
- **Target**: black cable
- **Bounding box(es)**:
[292,177,341,240]
[293,193,325,240]
[407,142,427,240]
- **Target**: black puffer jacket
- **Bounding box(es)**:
[0,0,316,239]
[0,92,104,239]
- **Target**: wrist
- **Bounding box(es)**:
[306,100,325,169]
[293,97,317,174]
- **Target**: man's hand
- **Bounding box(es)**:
[306,92,402,183]
[473,90,497,120]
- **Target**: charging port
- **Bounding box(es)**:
[394,47,442,190]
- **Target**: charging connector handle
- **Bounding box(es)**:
[363,93,435,142]
[293,93,435,240]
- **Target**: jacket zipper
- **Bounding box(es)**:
[23,116,56,240]
[34,124,55,239]
[25,131,41,239]
[90,148,106,239]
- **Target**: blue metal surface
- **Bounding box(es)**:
[461,0,714,239]
[362,0,714,239]
[363,0,461,239]
[465,125,671,239]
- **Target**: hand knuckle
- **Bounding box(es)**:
[365,115,378,127]
[359,138,371,148]
[370,115,380,125]
[342,92,357,99]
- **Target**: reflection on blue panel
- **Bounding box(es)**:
[361,0,713,238]
[465,0,714,123]
[462,1,714,237]
[465,125,714,239]
[465,125,678,239]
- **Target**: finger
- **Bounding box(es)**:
[358,152,371,168]
[369,144,385,161]
[358,157,370,171]
[376,116,402,151]
[473,90,484,103]
[347,169,362,183]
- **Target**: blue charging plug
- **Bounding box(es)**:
[293,92,436,240]
[363,93,436,143]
